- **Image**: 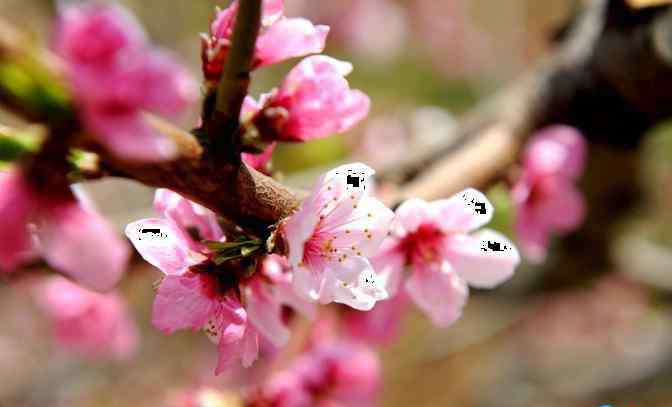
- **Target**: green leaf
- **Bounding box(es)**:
[240,245,259,257]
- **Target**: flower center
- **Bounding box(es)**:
[398,224,445,267]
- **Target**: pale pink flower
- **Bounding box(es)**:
[202,0,329,82]
[34,276,138,359]
[373,189,520,327]
[281,163,393,310]
[512,125,587,262]
[55,4,197,162]
[245,56,371,142]
[248,340,380,407]
[126,189,313,373]
[0,170,130,291]
[336,0,408,62]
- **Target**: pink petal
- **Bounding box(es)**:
[55,4,146,66]
[444,229,520,288]
[136,51,198,116]
[240,327,260,368]
[242,142,276,174]
[345,291,408,345]
[514,210,551,263]
[241,95,263,122]
[322,261,387,311]
[255,19,329,67]
[538,180,586,233]
[125,218,202,275]
[151,273,216,334]
[36,276,138,360]
[214,304,251,373]
[262,0,285,24]
[405,262,468,327]
[523,125,587,179]
[432,188,494,233]
[271,56,370,140]
[328,196,395,259]
[38,202,130,291]
[245,279,290,348]
[292,265,322,301]
[84,107,178,162]
[0,171,34,271]
[153,189,224,243]
[370,244,405,296]
[394,198,431,234]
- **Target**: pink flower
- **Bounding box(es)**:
[245,55,371,142]
[34,276,138,359]
[343,291,409,345]
[373,189,520,327]
[248,340,380,407]
[281,163,393,310]
[55,4,197,162]
[0,170,130,291]
[202,0,329,82]
[242,142,276,175]
[126,189,313,373]
[512,125,587,262]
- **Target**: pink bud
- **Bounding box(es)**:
[252,56,370,142]
[34,276,138,359]
[202,0,328,82]
[512,125,587,262]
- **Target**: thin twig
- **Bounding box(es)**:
[208,0,262,154]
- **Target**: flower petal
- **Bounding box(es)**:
[523,125,587,179]
[84,108,178,162]
[246,279,290,348]
[125,218,202,275]
[38,203,130,291]
[405,262,468,327]
[444,229,520,288]
[433,188,494,233]
[153,188,223,243]
[151,273,215,334]
[256,18,329,67]
[394,198,431,234]
[0,171,34,271]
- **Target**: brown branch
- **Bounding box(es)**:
[384,0,672,203]
[206,0,262,157]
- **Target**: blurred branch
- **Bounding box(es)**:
[384,0,672,203]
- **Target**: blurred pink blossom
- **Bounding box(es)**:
[34,276,138,359]
[245,56,370,142]
[281,163,393,310]
[0,170,130,291]
[55,4,197,162]
[334,0,408,62]
[202,0,328,82]
[126,189,313,373]
[512,125,587,262]
[248,340,380,407]
[373,189,520,327]
[343,290,409,345]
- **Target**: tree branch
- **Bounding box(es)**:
[383,0,672,204]
[206,0,262,157]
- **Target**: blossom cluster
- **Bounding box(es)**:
[0,170,129,291]
[54,3,197,162]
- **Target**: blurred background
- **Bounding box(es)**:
[3,0,672,406]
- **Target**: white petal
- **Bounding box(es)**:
[445,229,520,288]
[125,219,203,275]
